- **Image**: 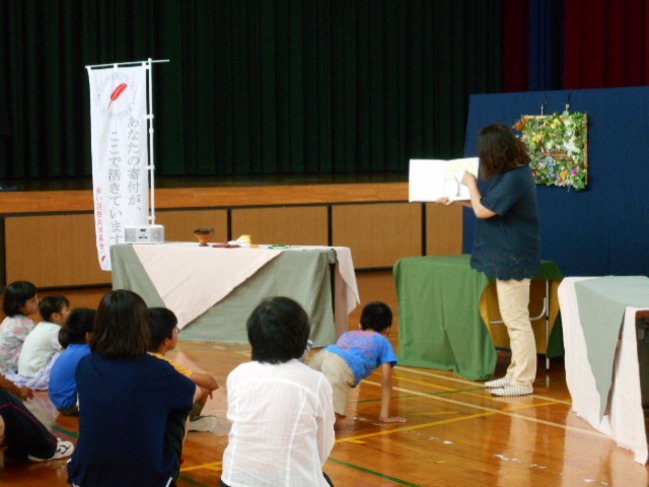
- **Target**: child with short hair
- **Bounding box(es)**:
[309,301,407,424]
[149,307,220,432]
[49,307,96,415]
[0,281,39,375]
[9,295,70,389]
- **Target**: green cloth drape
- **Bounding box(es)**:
[111,243,338,346]
[0,0,503,179]
[394,254,563,380]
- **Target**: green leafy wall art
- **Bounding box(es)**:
[513,111,588,191]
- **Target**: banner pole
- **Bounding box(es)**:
[85,59,169,69]
[146,58,156,225]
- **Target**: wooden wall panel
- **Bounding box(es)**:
[154,182,408,209]
[156,209,229,244]
[425,203,464,256]
[332,203,422,269]
[4,214,110,288]
[1,184,457,288]
[0,182,409,214]
[231,206,328,246]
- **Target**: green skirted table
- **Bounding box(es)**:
[111,243,360,347]
[393,254,563,380]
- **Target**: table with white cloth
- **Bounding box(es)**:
[110,243,360,347]
[559,276,649,464]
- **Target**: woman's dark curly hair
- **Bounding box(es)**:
[477,123,530,179]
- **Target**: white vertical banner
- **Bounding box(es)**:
[87,65,149,270]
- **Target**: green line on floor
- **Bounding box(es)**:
[354,394,417,404]
[51,424,78,438]
[177,474,212,487]
[328,457,423,486]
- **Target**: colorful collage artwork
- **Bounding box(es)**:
[513,111,588,191]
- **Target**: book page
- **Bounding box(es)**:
[408,157,479,202]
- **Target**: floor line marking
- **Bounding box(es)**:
[181,461,223,472]
[504,401,557,412]
[337,412,495,443]
[365,374,572,407]
[391,375,494,400]
[327,457,424,487]
[176,474,213,486]
[50,424,78,438]
[392,367,572,405]
[408,411,459,417]
[393,365,486,386]
[396,374,572,405]
[358,381,607,438]
[354,394,416,404]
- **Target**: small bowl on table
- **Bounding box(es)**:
[193,227,214,246]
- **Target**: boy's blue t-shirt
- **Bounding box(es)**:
[323,330,397,385]
[48,343,91,410]
[470,165,541,280]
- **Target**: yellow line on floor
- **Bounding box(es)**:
[393,365,483,387]
[181,461,223,472]
[361,381,606,438]
[392,367,573,406]
[390,374,489,400]
[409,411,458,416]
[337,412,495,443]
[504,401,556,412]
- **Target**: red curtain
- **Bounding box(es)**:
[503,0,530,92]
[564,0,649,88]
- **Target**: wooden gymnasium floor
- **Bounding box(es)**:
[2,270,649,486]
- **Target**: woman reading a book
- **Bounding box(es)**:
[439,123,541,397]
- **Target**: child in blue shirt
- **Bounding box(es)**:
[48,308,96,415]
[309,301,406,424]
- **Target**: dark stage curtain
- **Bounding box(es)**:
[503,0,564,93]
[503,0,530,92]
[0,0,504,180]
[528,0,563,91]
[564,0,649,89]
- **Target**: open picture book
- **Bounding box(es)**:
[408,157,479,202]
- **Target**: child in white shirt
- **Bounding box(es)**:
[10,295,70,390]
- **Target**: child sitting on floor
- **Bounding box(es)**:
[49,307,96,415]
[149,307,220,432]
[0,281,39,375]
[0,389,74,463]
[9,295,70,389]
[309,301,407,424]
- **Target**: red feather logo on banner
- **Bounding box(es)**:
[107,83,128,110]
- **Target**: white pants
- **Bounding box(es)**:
[496,278,536,389]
